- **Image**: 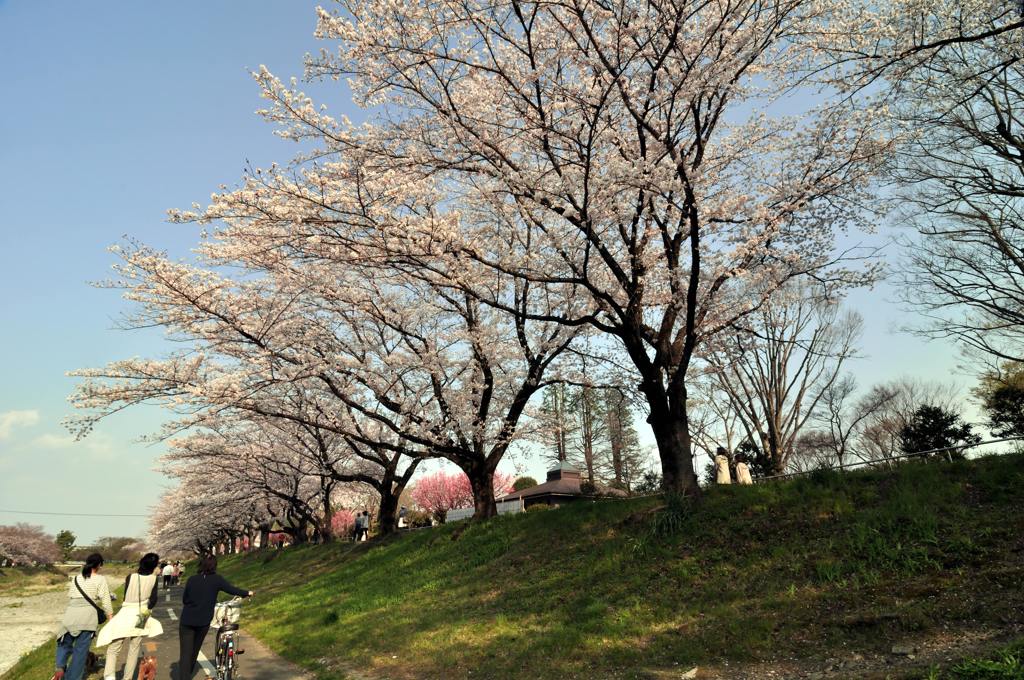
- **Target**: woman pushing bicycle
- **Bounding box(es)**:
[177,555,253,679]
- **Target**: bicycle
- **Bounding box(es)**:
[212,597,246,680]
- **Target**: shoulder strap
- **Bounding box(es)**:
[133,573,143,604]
[74,576,104,616]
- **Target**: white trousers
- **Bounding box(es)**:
[104,635,142,680]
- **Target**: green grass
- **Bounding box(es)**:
[197,453,1024,679]
[922,639,1024,678]
[0,566,71,598]
[2,639,59,680]
[0,564,134,599]
[7,454,1020,679]
[2,636,108,680]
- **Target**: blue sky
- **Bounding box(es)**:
[0,1,969,543]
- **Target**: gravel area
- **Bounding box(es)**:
[0,576,119,676]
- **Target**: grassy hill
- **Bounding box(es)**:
[4,455,1022,679]
[208,454,1024,679]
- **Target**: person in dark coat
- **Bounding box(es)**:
[177,555,252,679]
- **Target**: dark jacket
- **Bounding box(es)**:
[179,573,248,627]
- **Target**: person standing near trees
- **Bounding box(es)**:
[178,555,253,680]
[52,553,114,680]
[735,455,754,485]
[358,511,371,541]
[714,447,733,485]
[97,552,163,680]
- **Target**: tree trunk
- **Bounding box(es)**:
[647,395,700,495]
[375,463,403,535]
[378,486,400,535]
[466,460,498,519]
[320,494,335,544]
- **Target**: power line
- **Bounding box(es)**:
[0,509,148,518]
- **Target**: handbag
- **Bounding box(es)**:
[131,574,152,629]
[73,575,108,625]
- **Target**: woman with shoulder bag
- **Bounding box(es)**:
[97,552,164,680]
[52,553,114,680]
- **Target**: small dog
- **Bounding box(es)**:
[138,655,158,680]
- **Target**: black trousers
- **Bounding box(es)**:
[178,622,210,679]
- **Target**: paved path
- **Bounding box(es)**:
[113,583,311,680]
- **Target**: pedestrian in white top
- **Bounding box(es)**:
[52,553,113,680]
[98,552,164,680]
[714,446,732,485]
[735,455,754,485]
[161,562,174,588]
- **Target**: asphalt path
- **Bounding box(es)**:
[118,582,311,680]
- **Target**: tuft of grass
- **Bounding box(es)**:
[922,639,1024,679]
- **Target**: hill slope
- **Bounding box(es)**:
[214,455,1024,679]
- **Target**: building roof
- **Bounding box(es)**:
[501,461,583,501]
[499,475,582,501]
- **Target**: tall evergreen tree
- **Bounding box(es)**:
[602,389,643,491]
[571,387,606,484]
[538,384,574,465]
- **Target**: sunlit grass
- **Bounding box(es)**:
[7,455,1020,679]
[199,453,1024,679]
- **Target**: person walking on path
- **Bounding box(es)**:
[714,447,732,485]
[162,561,175,588]
[172,561,182,585]
[52,553,114,680]
[97,552,164,680]
[178,555,253,680]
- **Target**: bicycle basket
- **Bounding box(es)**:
[213,601,242,626]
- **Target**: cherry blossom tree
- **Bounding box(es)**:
[178,0,893,496]
[0,524,62,566]
[148,474,271,555]
[331,509,356,538]
[69,231,575,519]
[410,470,513,523]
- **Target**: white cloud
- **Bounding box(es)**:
[32,433,76,449]
[32,432,115,454]
[0,409,40,439]
[29,432,117,464]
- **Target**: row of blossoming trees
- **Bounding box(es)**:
[65,0,1021,553]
